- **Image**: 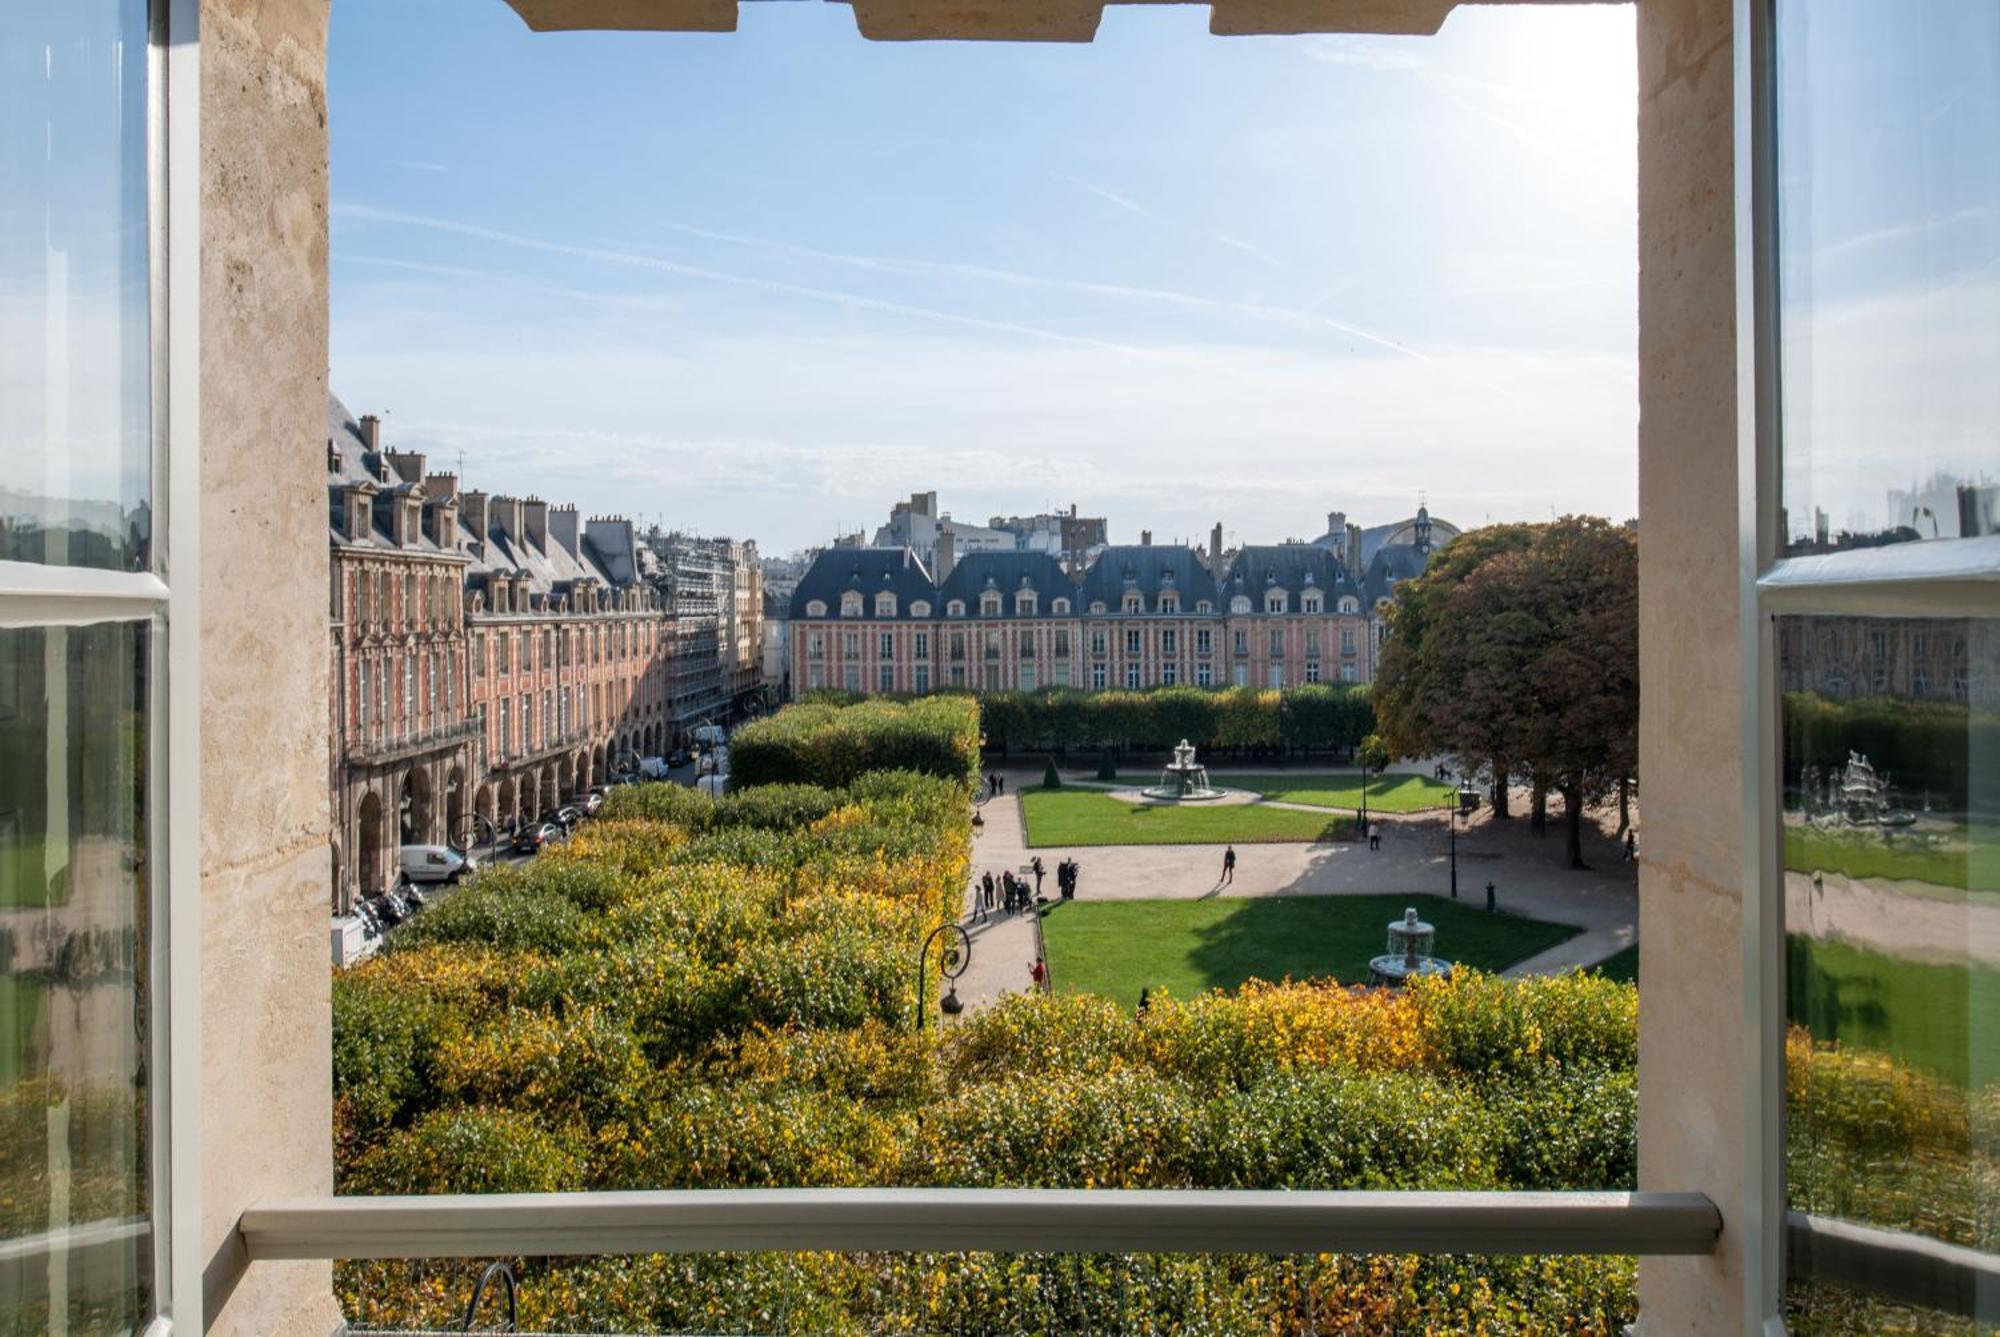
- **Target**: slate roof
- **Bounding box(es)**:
[1362,543,1431,605]
[937,552,1079,616]
[1221,544,1364,607]
[325,396,458,559]
[1077,545,1217,614]
[789,547,937,620]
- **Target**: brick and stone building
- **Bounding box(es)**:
[327,401,681,909]
[789,510,1444,699]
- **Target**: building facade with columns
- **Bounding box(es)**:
[789,511,1445,700]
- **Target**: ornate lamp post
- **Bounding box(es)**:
[917,921,972,1033]
[1448,798,1459,899]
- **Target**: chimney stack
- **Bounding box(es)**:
[491,495,525,550]
[423,472,460,504]
[358,414,381,451]
[549,504,580,557]
[460,490,489,547]
[935,528,957,583]
[384,449,425,485]
[1141,529,1153,546]
[1210,522,1224,570]
[522,497,549,554]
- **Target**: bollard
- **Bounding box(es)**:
[1485,880,1496,913]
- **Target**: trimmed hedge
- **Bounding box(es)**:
[727,696,982,791]
[975,682,1375,755]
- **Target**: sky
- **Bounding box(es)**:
[327,0,1643,556]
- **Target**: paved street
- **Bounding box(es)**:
[945,765,1640,1017]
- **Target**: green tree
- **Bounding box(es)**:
[1372,523,1539,816]
[1375,518,1636,868]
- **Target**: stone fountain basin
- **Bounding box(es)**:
[1107,786,1260,807]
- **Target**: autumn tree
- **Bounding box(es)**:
[1372,517,1637,868]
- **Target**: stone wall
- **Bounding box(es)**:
[199,0,342,1331]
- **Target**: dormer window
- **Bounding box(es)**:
[1338,595,1360,614]
[1302,593,1323,614]
[947,599,967,617]
[1195,600,1213,614]
[840,592,863,617]
[875,592,898,617]
[980,593,1002,617]
[1089,601,1108,615]
[1159,593,1179,614]
[1265,591,1287,614]
[1015,591,1038,616]
[1051,598,1071,615]
[1230,596,1252,615]
[911,600,932,617]
[1122,593,1144,614]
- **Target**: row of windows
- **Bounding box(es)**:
[346,564,464,633]
[805,658,1364,695]
[806,591,1376,618]
[472,619,661,678]
[803,625,1362,662]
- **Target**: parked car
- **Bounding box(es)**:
[569,790,605,818]
[638,755,672,780]
[400,843,476,885]
[512,820,560,854]
[549,805,583,834]
[665,748,691,769]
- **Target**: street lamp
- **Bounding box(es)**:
[1447,799,1459,899]
[916,921,972,1033]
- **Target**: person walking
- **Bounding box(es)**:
[1221,845,1236,885]
[1031,856,1045,896]
[1030,957,1048,991]
[969,878,987,924]
[981,870,996,913]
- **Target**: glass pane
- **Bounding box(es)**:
[1775,1,2000,558]
[0,1,152,571]
[1780,613,1997,1325]
[0,623,152,1331]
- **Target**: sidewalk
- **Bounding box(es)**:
[947,768,1639,1014]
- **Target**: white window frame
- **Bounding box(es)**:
[0,1,201,1323]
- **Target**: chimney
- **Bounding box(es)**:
[384,449,425,485]
[1327,510,1347,546]
[358,413,381,451]
[491,495,526,549]
[935,528,956,583]
[460,490,490,547]
[423,472,460,504]
[1347,527,1362,574]
[1141,529,1153,546]
[1210,523,1224,570]
[522,496,549,554]
[549,504,580,557]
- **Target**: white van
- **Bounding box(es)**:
[399,844,475,885]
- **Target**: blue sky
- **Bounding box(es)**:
[328,0,1642,554]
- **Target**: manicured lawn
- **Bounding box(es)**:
[1785,823,2000,894]
[1105,770,1456,814]
[1787,934,2000,1088]
[1040,894,1579,1008]
[1592,944,1639,984]
[1021,789,1352,848]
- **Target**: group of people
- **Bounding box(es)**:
[984,772,1008,798]
[970,854,1083,922]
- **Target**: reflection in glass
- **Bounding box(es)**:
[0,1,152,571]
[1780,614,1997,1330]
[1775,1,2000,558]
[0,624,151,1331]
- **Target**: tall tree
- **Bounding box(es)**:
[1372,517,1637,868]
[1372,523,1538,816]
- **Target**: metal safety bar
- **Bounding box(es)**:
[239,1188,1720,1262]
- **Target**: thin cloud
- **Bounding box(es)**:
[334,201,1186,365]
[1064,176,1152,217]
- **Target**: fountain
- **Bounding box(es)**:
[1367,907,1454,986]
[1140,739,1232,802]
